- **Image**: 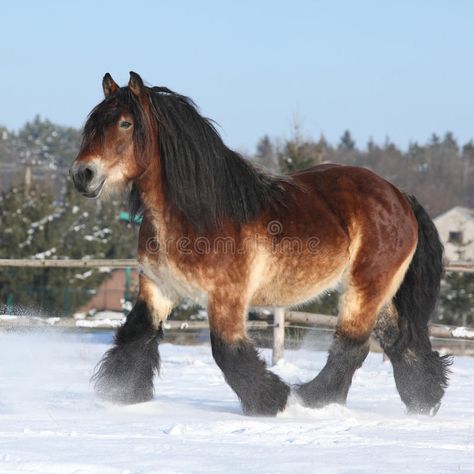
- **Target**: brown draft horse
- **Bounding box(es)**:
[70,72,451,416]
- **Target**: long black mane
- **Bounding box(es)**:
[147,86,289,233]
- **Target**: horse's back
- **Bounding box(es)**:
[290,164,416,235]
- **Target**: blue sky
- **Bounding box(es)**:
[1,0,474,152]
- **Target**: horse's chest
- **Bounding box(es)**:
[139,257,208,306]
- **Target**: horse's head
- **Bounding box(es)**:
[70,72,153,199]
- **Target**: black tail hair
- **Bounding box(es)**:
[394,195,444,339]
[391,195,451,413]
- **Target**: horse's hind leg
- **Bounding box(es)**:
[374,303,451,414]
[296,248,414,408]
[93,275,173,404]
[296,285,373,407]
[208,289,290,416]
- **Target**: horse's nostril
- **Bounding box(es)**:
[83,166,94,183]
[71,164,96,193]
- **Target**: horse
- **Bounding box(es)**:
[70,71,451,416]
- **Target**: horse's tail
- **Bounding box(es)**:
[394,195,444,339]
[382,195,452,414]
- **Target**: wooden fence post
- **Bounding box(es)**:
[272,307,285,365]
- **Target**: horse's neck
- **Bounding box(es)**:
[136,165,166,223]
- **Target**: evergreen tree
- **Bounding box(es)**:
[15,115,81,168]
[277,123,324,173]
[338,130,356,151]
[440,273,474,326]
[255,135,278,172]
[430,133,440,145]
[462,140,474,160]
[442,132,458,153]
[300,291,339,316]
[439,235,474,327]
[0,183,136,316]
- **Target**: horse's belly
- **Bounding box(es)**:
[251,258,346,307]
[139,258,208,307]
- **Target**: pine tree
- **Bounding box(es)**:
[277,123,324,173]
[338,130,356,151]
[255,135,278,172]
[440,273,474,326]
[439,237,474,327]
[442,132,458,153]
[16,115,81,168]
[0,182,137,316]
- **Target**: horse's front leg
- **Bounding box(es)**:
[93,274,173,404]
[208,290,290,416]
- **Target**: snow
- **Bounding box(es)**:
[0,315,18,321]
[75,318,125,328]
[74,319,123,328]
[0,315,60,326]
[82,228,113,244]
[74,270,94,280]
[0,330,473,473]
[91,311,127,320]
[73,311,126,328]
[45,317,61,326]
[31,247,56,260]
[452,326,474,339]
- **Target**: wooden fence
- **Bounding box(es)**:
[0,258,138,268]
[1,258,474,362]
[0,258,471,273]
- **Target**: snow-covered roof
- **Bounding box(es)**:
[434,206,474,223]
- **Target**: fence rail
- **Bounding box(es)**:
[281,311,474,339]
[0,259,473,272]
[444,262,474,273]
[0,258,138,268]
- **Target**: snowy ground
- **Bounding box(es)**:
[0,330,473,474]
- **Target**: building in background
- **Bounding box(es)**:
[434,207,474,261]
[76,269,139,315]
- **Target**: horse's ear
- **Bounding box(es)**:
[128,71,145,97]
[102,73,119,97]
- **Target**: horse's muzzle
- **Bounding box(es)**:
[69,162,105,198]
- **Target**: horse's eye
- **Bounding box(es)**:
[120,121,132,129]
